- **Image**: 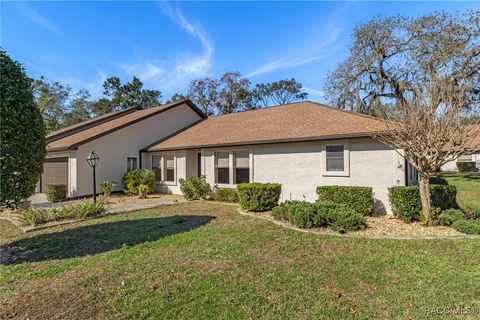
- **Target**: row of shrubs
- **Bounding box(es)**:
[438,209,480,235]
[20,198,108,226]
[272,201,367,233]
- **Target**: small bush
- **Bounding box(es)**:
[179,176,212,200]
[330,209,367,234]
[99,181,116,195]
[452,219,480,235]
[429,176,448,185]
[316,186,374,216]
[122,169,155,195]
[237,183,281,212]
[439,209,465,226]
[19,208,49,226]
[214,188,239,203]
[45,184,67,202]
[271,201,366,233]
[457,162,476,173]
[388,185,457,222]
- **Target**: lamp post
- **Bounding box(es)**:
[86,150,100,203]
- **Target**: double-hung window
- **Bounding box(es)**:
[164,155,175,182]
[234,151,250,184]
[152,155,162,181]
[126,157,138,171]
[215,152,230,184]
[326,145,344,172]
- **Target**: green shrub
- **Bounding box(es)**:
[330,209,367,234]
[388,185,457,222]
[457,162,476,173]
[271,201,366,233]
[452,219,480,235]
[19,199,107,226]
[429,176,448,185]
[179,176,212,200]
[99,181,116,196]
[122,169,155,195]
[316,186,374,216]
[45,184,67,202]
[237,183,282,212]
[439,209,465,226]
[214,188,239,203]
[19,208,49,226]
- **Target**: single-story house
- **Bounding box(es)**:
[440,124,480,172]
[42,100,418,213]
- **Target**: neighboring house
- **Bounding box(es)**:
[42,100,418,213]
[440,124,480,172]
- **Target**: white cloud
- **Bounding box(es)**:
[14,2,63,35]
[247,28,342,78]
[121,62,165,81]
[303,86,325,98]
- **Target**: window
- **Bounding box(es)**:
[126,157,138,171]
[164,155,175,182]
[326,145,344,171]
[234,151,249,184]
[152,155,162,181]
[215,152,230,184]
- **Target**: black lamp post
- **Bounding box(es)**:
[86,150,100,203]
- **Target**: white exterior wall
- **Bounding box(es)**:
[169,139,405,214]
[440,153,480,172]
[73,104,201,196]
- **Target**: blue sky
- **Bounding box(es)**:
[2,1,479,103]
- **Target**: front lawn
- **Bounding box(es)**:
[1,202,480,319]
[436,172,480,214]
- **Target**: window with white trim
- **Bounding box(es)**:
[164,155,175,182]
[126,157,138,171]
[215,152,230,184]
[326,145,344,172]
[234,151,249,184]
[152,155,162,181]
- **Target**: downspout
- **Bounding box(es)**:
[139,150,143,169]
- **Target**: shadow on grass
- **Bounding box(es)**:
[1,215,214,265]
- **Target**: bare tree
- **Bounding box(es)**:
[375,78,479,223]
[216,72,252,114]
[325,11,480,223]
[188,77,218,116]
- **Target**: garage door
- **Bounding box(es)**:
[40,157,68,192]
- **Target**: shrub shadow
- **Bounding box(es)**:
[1,215,214,265]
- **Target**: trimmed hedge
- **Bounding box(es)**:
[429,176,448,185]
[271,201,366,233]
[452,219,480,235]
[237,183,281,212]
[214,188,239,203]
[388,185,457,222]
[457,162,476,173]
[45,184,67,202]
[316,186,374,216]
[439,209,465,226]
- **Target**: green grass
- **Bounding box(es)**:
[435,172,480,215]
[1,202,480,319]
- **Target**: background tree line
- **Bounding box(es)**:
[35,72,309,133]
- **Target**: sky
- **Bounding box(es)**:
[2,1,479,103]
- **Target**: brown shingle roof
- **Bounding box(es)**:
[145,101,386,151]
[47,100,206,151]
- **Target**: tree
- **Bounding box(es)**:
[252,78,308,107]
[167,93,188,103]
[63,90,92,127]
[33,77,71,132]
[324,12,480,115]
[188,77,218,116]
[216,72,252,114]
[92,76,161,115]
[0,51,46,208]
[325,12,480,222]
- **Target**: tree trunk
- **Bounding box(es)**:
[419,175,432,224]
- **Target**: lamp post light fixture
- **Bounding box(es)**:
[86,150,100,203]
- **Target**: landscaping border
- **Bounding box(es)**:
[237,208,479,240]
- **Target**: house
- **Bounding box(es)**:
[42,100,417,213]
[440,124,480,172]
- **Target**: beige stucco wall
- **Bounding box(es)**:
[73,104,202,196]
[441,153,480,172]
[164,139,405,214]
